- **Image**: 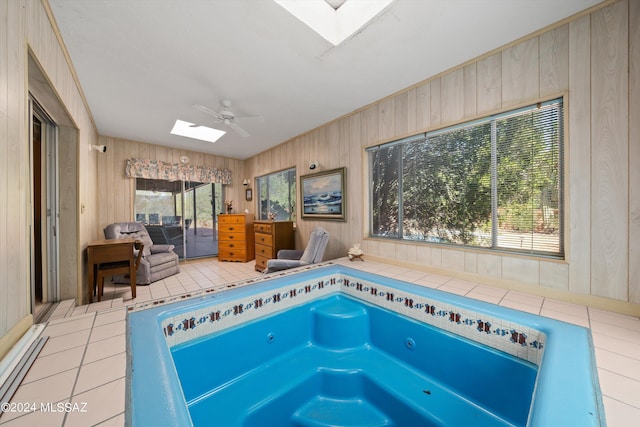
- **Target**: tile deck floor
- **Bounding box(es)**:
[1,257,639,426]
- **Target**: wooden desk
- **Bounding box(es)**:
[87,239,136,303]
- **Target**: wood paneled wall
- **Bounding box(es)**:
[27,0,100,304]
[630,0,640,303]
[0,0,99,355]
[0,0,634,357]
[96,136,247,231]
[0,0,30,349]
[590,1,629,301]
[245,0,640,307]
[91,1,638,309]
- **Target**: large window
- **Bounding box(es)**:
[369,98,564,257]
[256,167,296,221]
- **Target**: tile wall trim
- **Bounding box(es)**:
[156,270,545,365]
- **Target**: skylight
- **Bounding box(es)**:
[170,120,225,143]
[325,0,347,10]
[274,0,394,46]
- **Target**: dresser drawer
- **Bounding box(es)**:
[219,231,246,242]
[218,248,247,261]
[255,243,272,258]
[219,215,246,224]
[254,222,273,234]
[219,224,245,234]
[254,232,272,247]
[218,240,246,251]
[255,255,269,271]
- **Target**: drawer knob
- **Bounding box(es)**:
[229,227,234,231]
[229,244,234,248]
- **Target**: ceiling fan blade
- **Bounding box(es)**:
[194,100,260,137]
[235,114,264,123]
[228,121,250,137]
[193,104,223,121]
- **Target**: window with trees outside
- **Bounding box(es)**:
[368,98,564,257]
[256,167,296,221]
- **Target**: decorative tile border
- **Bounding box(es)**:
[158,269,545,365]
[128,262,337,313]
[340,274,545,365]
[162,274,339,348]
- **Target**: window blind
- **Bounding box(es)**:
[369,97,564,258]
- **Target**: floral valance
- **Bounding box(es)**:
[125,158,232,184]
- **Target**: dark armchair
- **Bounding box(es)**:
[265,227,329,273]
[104,222,180,284]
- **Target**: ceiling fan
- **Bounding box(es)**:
[194,100,263,137]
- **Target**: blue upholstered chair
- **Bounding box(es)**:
[265,227,329,273]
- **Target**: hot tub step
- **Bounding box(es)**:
[312,296,369,348]
[292,396,394,427]
[192,343,509,427]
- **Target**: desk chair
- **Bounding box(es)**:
[95,241,144,301]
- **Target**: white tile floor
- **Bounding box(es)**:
[1,257,639,426]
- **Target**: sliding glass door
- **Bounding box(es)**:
[179,181,222,258]
[135,178,222,259]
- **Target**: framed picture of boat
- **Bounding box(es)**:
[300,167,346,221]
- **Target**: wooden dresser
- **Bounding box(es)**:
[218,214,255,262]
[254,220,295,272]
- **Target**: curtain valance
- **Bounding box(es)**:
[125,158,232,184]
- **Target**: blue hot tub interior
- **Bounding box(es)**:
[127,265,604,427]
[173,294,537,426]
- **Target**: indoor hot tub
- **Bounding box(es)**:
[127,265,604,426]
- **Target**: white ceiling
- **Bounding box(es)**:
[48,0,602,160]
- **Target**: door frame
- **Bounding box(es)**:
[29,96,60,316]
